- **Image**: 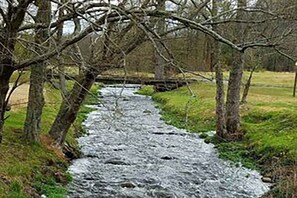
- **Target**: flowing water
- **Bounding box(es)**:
[67,85,270,198]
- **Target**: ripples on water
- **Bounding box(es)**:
[67,85,269,198]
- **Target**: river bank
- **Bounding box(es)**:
[137,83,297,197]
[0,82,99,197]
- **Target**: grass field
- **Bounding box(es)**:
[177,71,296,88]
[0,81,99,198]
[138,71,297,197]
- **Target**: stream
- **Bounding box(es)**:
[67,85,270,198]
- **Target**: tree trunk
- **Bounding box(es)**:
[74,43,86,75]
[0,65,14,143]
[57,0,67,97]
[0,0,32,142]
[24,65,46,141]
[212,0,227,138]
[241,65,257,103]
[204,35,213,72]
[154,44,165,80]
[58,63,67,96]
[293,69,297,97]
[154,0,166,80]
[214,43,227,138]
[225,0,246,140]
[73,18,85,75]
[226,51,244,138]
[49,70,97,145]
[24,0,51,142]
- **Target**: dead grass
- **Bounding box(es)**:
[40,135,65,160]
[263,163,297,198]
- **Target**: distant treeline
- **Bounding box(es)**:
[125,36,295,73]
[75,33,295,73]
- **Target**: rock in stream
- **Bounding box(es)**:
[67,84,269,198]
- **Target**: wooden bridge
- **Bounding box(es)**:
[46,73,198,91]
[95,76,198,91]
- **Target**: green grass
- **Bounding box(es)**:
[0,82,99,197]
[139,72,297,196]
[178,71,296,88]
[135,85,155,96]
[152,83,216,132]
[33,173,68,198]
[243,111,297,162]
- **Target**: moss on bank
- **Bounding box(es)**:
[138,81,297,197]
[0,82,99,198]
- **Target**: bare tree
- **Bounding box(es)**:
[212,0,227,138]
[154,0,166,80]
[56,0,68,97]
[241,63,257,103]
[0,0,33,142]
[23,0,51,142]
[224,0,247,140]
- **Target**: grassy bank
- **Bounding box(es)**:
[138,73,297,197]
[0,82,99,198]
